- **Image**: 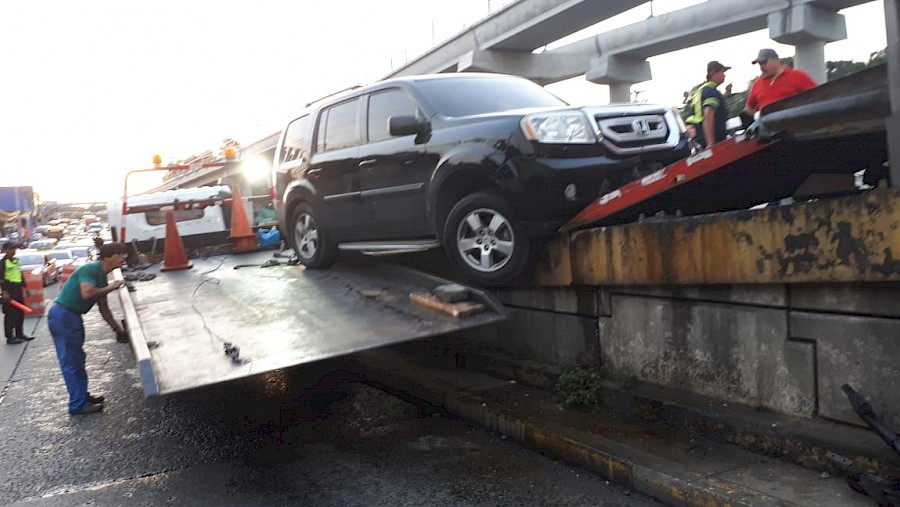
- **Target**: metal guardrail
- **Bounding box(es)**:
[112,268,158,396]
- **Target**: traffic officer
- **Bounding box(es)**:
[1,241,34,344]
[47,242,127,415]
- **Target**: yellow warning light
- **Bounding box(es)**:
[152,154,162,167]
[223,147,237,160]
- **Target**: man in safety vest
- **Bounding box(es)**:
[47,242,127,415]
[685,61,731,149]
[1,241,35,344]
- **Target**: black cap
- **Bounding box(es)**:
[2,241,19,250]
[707,61,731,74]
[752,48,779,64]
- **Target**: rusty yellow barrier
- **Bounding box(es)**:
[535,188,900,286]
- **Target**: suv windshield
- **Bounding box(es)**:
[415,77,566,118]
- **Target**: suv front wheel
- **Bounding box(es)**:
[290,203,336,269]
[443,192,529,286]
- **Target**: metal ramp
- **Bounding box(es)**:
[116,251,505,396]
[563,64,890,232]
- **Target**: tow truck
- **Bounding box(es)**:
[110,183,506,396]
[116,64,894,396]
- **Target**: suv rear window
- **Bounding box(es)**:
[316,98,360,152]
[281,115,310,164]
[415,77,566,118]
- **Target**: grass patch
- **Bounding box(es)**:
[555,367,606,409]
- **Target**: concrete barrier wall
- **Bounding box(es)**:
[486,283,900,427]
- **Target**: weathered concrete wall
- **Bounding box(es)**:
[483,283,900,426]
[598,294,815,417]
[791,311,900,427]
[458,288,602,370]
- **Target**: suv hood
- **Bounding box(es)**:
[445,104,685,157]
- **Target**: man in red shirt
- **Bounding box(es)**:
[743,48,817,118]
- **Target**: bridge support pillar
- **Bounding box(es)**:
[585,55,651,103]
[793,40,827,84]
[886,0,900,188]
[768,4,847,83]
[607,83,631,104]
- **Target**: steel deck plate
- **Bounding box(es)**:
[127,251,505,395]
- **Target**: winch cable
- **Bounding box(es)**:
[187,254,248,365]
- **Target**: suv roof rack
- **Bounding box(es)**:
[306,85,362,107]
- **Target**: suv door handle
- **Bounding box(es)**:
[358,159,377,168]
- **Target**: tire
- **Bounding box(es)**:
[442,192,529,286]
[289,203,336,269]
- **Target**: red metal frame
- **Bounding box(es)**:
[560,134,776,232]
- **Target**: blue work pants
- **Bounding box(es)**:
[47,304,89,412]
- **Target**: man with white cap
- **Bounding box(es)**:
[743,48,817,121]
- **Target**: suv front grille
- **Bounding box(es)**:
[589,109,681,157]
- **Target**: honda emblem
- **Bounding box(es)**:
[632,118,650,136]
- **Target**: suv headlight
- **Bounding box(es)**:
[521,112,597,144]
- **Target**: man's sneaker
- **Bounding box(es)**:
[6,337,24,345]
[17,335,34,341]
[69,402,104,415]
[87,394,105,404]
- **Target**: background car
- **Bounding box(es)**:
[16,250,60,286]
[46,249,76,272]
[46,225,66,239]
[86,223,103,235]
[56,243,96,262]
[29,239,58,251]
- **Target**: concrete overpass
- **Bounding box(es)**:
[385,0,869,102]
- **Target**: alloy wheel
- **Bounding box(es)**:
[455,207,515,273]
[293,213,319,260]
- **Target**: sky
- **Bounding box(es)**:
[0,0,888,204]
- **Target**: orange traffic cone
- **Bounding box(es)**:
[160,209,193,271]
[228,186,257,253]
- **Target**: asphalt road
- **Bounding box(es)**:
[0,284,661,507]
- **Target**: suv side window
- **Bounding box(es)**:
[281,115,309,164]
[367,89,420,143]
[315,98,360,153]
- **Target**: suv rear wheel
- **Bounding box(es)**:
[443,192,529,285]
[290,203,336,268]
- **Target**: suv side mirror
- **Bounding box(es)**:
[389,115,428,137]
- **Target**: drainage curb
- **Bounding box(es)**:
[353,348,795,507]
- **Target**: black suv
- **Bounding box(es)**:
[272,73,689,285]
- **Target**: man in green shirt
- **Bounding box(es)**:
[1,241,34,344]
[47,242,127,415]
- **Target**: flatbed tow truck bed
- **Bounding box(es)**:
[116,251,505,396]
